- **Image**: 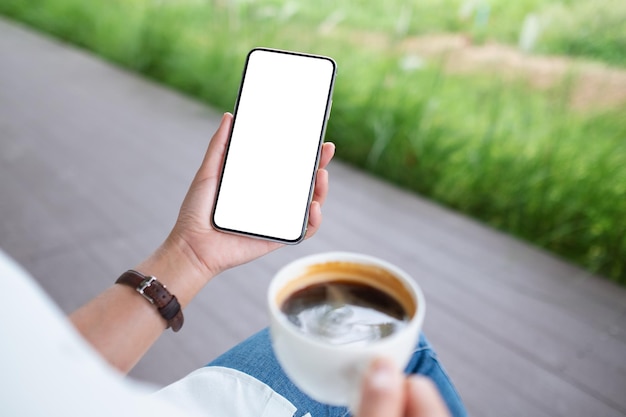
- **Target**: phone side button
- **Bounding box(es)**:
[326,100,333,120]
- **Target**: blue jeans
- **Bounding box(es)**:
[208,329,467,417]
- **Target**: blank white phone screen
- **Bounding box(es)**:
[212,49,336,243]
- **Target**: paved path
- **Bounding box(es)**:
[1,17,625,417]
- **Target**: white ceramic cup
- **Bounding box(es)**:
[268,252,426,408]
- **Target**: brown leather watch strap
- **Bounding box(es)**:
[115,270,184,332]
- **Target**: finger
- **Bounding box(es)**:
[406,376,451,417]
[313,168,329,206]
[304,201,322,239]
[196,113,233,181]
[356,358,404,417]
[318,142,335,170]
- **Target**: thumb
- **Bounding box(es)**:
[356,358,405,417]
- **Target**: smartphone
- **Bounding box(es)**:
[211,48,337,244]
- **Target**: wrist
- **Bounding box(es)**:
[134,235,215,308]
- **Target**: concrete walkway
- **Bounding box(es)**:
[1,17,624,417]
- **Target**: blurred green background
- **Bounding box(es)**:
[2,0,624,283]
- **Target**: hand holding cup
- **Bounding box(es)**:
[268,252,426,408]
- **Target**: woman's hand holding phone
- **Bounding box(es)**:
[147,113,335,292]
[136,48,336,314]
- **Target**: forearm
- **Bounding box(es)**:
[67,114,333,374]
[69,236,213,373]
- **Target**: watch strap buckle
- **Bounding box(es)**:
[136,276,157,304]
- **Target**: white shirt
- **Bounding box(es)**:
[0,250,301,417]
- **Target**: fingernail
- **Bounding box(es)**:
[368,359,395,390]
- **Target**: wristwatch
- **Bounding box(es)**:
[115,270,184,332]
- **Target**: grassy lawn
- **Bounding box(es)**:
[1,0,625,283]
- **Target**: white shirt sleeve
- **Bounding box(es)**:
[0,250,297,417]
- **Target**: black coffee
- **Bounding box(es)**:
[281,281,409,346]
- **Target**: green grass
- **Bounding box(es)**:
[1,0,625,283]
[330,60,626,281]
[539,0,626,67]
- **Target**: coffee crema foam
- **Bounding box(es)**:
[278,262,415,346]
